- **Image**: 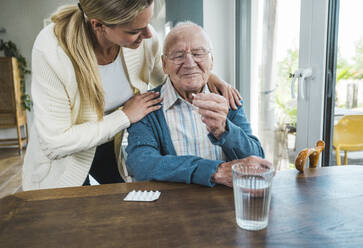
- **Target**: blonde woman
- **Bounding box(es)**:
[22,0,241,190]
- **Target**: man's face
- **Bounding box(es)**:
[162,26,213,96]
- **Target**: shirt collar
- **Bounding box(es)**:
[161,77,210,111]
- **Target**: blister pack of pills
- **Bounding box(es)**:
[123,190,161,202]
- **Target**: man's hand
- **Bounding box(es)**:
[212,156,273,188]
[207,73,242,110]
[192,93,229,139]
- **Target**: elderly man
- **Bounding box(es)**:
[125,22,267,187]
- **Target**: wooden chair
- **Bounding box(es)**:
[333,115,363,165]
[0,57,28,155]
[295,140,325,173]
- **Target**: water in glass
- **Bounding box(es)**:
[232,164,274,231]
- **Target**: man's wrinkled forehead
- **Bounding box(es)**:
[164,26,211,54]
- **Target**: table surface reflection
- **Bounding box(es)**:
[1,166,363,248]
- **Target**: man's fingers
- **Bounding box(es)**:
[193,93,229,115]
[240,156,274,172]
[248,156,272,168]
[199,108,225,120]
[194,92,226,103]
[193,99,227,113]
[261,158,273,169]
[201,117,217,129]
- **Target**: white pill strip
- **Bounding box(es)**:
[123,190,161,202]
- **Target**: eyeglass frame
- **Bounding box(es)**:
[163,48,212,65]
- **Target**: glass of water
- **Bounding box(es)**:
[232,162,274,231]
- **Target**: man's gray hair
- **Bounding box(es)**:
[163,21,213,55]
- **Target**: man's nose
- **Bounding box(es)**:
[183,53,197,66]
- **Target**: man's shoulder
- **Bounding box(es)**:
[131,87,164,127]
[148,84,163,93]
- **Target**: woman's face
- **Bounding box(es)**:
[103,3,154,49]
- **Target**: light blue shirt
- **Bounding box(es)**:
[126,85,265,187]
[161,78,225,160]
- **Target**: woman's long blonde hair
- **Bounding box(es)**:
[51,0,153,119]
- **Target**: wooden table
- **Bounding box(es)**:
[1,166,363,248]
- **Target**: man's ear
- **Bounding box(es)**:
[90,18,104,33]
[161,55,168,74]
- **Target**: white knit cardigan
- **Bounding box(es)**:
[22,24,166,190]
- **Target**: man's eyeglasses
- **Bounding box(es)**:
[165,48,211,65]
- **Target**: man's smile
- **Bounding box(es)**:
[180,71,201,77]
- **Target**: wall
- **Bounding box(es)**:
[203,0,236,87]
[165,0,203,27]
[0,0,76,140]
[151,0,166,42]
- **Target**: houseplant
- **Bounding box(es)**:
[0,39,32,111]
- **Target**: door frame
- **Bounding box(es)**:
[295,0,330,165]
[322,0,340,166]
[235,0,337,167]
